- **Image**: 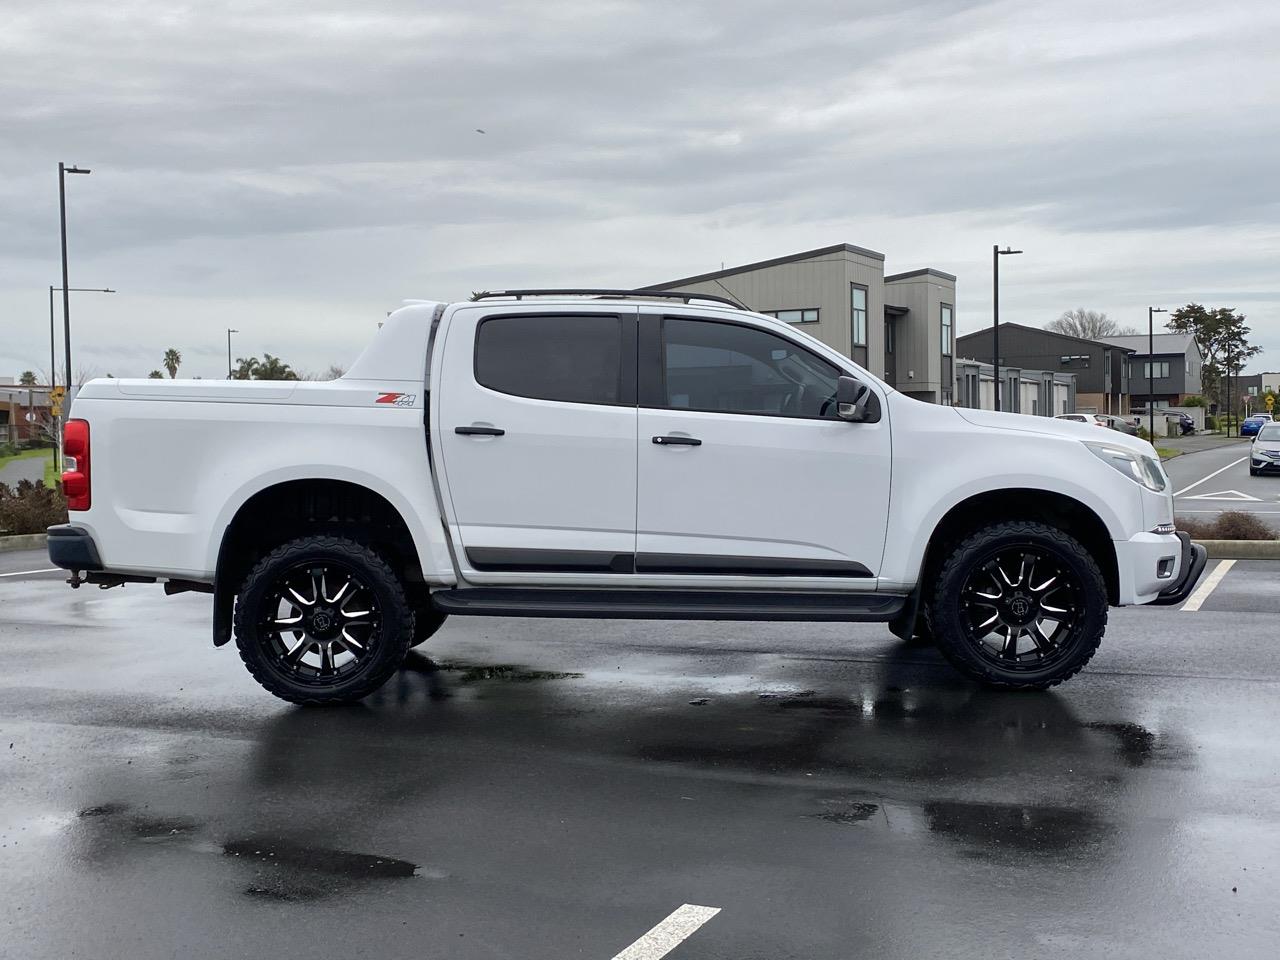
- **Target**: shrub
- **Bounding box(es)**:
[1177,510,1276,541]
[0,442,19,459]
[1182,395,1206,408]
[0,479,68,535]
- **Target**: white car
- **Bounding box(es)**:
[48,289,1206,702]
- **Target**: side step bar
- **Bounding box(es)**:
[430,587,906,622]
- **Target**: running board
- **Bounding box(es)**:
[430,587,906,622]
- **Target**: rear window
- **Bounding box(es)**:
[475,315,623,405]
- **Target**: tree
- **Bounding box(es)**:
[1166,304,1261,407]
[162,348,182,379]
[254,353,299,381]
[1045,309,1138,339]
[18,370,37,386]
[148,370,164,379]
[230,354,299,381]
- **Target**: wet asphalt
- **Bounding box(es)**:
[2,548,1279,959]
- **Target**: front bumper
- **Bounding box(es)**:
[1149,532,1208,606]
[46,524,103,571]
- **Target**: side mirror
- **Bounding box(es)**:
[836,375,877,422]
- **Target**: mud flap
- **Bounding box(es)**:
[887,586,921,641]
[212,575,234,647]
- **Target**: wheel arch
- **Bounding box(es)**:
[915,488,1120,609]
[212,477,427,646]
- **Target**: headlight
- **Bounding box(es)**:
[1083,442,1167,492]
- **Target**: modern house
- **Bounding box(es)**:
[956,323,1134,415]
[642,243,958,404]
[953,358,1077,417]
[1097,334,1202,409]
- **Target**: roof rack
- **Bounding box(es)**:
[469,288,748,310]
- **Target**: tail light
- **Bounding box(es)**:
[63,419,91,511]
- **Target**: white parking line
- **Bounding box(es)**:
[1174,456,1248,497]
[611,904,721,960]
[1181,559,1235,612]
[0,568,59,578]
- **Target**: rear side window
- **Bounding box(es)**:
[475,315,623,405]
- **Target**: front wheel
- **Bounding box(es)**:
[928,521,1107,690]
[233,535,414,704]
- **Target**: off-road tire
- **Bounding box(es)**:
[929,521,1107,690]
[234,535,414,704]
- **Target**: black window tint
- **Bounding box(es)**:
[476,315,622,404]
[661,318,841,418]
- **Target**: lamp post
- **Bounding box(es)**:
[227,329,239,378]
[58,163,92,392]
[1148,307,1167,438]
[992,245,1022,411]
[49,286,115,391]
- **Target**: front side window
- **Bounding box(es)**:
[661,317,841,419]
[475,314,623,405]
[940,303,953,356]
[850,284,867,346]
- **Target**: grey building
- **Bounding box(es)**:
[956,323,1134,415]
[954,358,1077,417]
[642,243,957,404]
[1097,333,1203,408]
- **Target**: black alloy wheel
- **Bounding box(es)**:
[959,546,1080,671]
[234,536,413,703]
[929,521,1107,690]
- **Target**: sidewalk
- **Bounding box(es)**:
[1157,433,1250,455]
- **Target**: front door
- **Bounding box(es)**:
[434,306,638,581]
[635,314,891,585]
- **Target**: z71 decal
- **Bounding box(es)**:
[375,392,418,407]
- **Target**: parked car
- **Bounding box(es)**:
[1055,413,1108,427]
[1242,414,1273,438]
[1250,423,1280,476]
[47,289,1206,702]
[1097,414,1140,436]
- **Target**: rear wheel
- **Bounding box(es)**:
[929,521,1107,690]
[233,535,413,704]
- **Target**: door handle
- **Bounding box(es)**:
[652,435,701,446]
[455,425,505,436]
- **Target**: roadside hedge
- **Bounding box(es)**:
[0,480,68,535]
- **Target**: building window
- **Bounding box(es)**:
[850,284,867,346]
[764,309,818,324]
[940,303,953,356]
[1142,361,1171,379]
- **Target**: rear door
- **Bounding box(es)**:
[434,305,638,582]
[635,312,891,587]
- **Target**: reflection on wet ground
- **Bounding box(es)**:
[4,587,1280,958]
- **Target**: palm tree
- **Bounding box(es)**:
[148,370,164,379]
[18,370,37,386]
[163,348,182,379]
[254,353,299,381]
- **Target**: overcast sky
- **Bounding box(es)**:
[2,0,1278,381]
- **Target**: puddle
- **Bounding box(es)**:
[1086,722,1156,767]
[224,836,418,879]
[810,799,881,825]
[77,802,197,840]
[434,661,584,683]
[923,799,1106,857]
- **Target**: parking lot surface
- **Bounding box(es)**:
[2,548,1278,959]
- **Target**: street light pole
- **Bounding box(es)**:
[992,245,1022,412]
[1148,306,1167,438]
[58,163,92,392]
[227,329,238,378]
[47,286,114,472]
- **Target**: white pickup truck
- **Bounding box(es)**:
[48,289,1205,703]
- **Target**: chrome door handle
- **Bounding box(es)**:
[652,435,701,446]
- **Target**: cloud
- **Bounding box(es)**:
[1,0,1278,379]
